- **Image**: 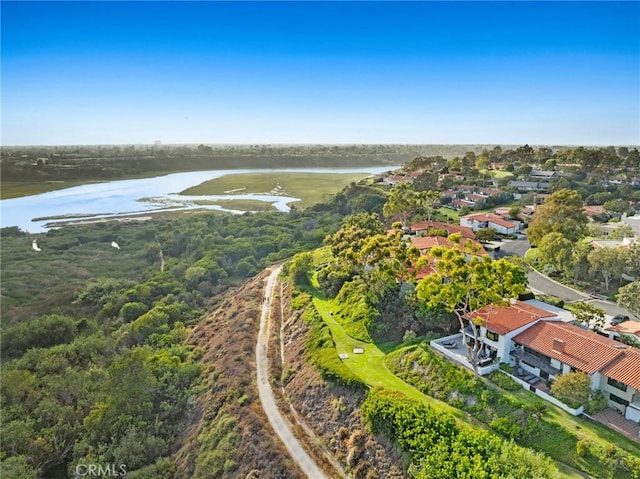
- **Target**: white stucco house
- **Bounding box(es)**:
[432,300,640,421]
[460,212,522,235]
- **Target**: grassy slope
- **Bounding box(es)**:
[180,172,372,208]
[310,288,588,478]
[307,248,640,478]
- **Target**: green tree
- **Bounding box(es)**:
[537,232,573,274]
[603,199,630,215]
[508,206,521,220]
[571,302,605,331]
[617,281,640,318]
[474,228,497,242]
[624,243,640,279]
[383,183,422,226]
[551,371,591,408]
[526,189,588,246]
[416,247,526,375]
[288,251,314,287]
[120,302,149,322]
[413,170,438,192]
[588,247,625,291]
[609,224,634,240]
[324,212,384,267]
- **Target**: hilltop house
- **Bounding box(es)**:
[432,300,640,421]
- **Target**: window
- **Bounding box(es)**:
[609,393,629,407]
[607,377,628,392]
[524,346,551,364]
[486,331,499,342]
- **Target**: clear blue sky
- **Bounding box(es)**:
[2,1,639,146]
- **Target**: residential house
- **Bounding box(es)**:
[463,300,558,363]
[605,321,640,344]
[433,300,640,420]
[510,180,550,192]
[460,212,522,235]
[411,235,487,257]
[512,321,640,420]
[529,169,557,180]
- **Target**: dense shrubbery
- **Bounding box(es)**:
[385,343,640,478]
[0,198,364,477]
[487,370,521,391]
[361,388,559,479]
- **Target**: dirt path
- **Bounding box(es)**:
[256,267,329,479]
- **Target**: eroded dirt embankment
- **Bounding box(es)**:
[173,271,304,479]
[173,270,407,479]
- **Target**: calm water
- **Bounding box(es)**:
[1,167,394,233]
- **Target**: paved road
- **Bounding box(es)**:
[499,238,589,302]
[256,267,328,479]
[500,238,636,320]
[526,269,590,302]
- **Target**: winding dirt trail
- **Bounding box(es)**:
[255,267,329,479]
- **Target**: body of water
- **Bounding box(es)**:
[0,167,395,233]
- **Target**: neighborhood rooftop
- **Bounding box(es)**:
[513,321,631,375]
[463,300,554,335]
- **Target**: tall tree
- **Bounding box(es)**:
[527,189,588,246]
[537,232,573,275]
[588,247,624,291]
[324,212,384,269]
[383,183,422,226]
[617,281,640,319]
[415,247,526,375]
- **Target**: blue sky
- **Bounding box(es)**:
[2,1,639,146]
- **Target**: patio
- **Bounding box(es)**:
[591,408,640,443]
[431,334,500,375]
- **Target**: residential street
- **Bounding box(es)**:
[499,238,636,322]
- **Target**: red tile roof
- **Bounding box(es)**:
[605,321,640,337]
[600,348,640,391]
[411,235,487,256]
[412,236,449,250]
[467,194,488,201]
[464,300,554,335]
[583,205,605,217]
[513,322,626,375]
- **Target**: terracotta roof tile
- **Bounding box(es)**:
[411,235,487,256]
[513,322,624,374]
[605,321,640,337]
[464,300,554,335]
[600,348,640,391]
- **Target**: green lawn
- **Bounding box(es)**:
[180,172,371,208]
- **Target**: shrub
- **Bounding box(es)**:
[488,370,521,391]
[585,390,607,415]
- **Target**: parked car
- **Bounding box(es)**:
[611,314,630,325]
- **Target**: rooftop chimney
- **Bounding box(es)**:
[552,338,565,354]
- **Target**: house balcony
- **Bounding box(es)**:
[510,348,561,376]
